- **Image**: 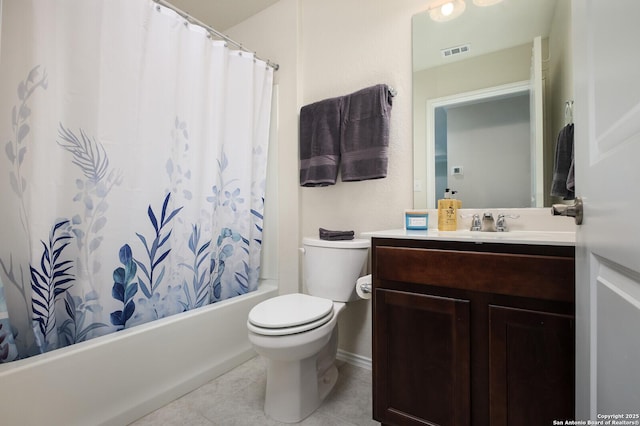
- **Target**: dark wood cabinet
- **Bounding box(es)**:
[375,289,471,426]
[488,305,574,425]
[372,238,575,426]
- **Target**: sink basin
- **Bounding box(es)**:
[438,229,576,244]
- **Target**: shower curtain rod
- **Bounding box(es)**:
[153,0,280,71]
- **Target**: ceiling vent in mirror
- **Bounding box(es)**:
[441,44,471,58]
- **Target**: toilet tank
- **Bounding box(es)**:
[302,237,370,302]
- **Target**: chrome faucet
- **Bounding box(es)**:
[496,214,508,232]
[481,212,496,232]
[469,212,520,232]
[495,213,520,232]
[470,214,482,231]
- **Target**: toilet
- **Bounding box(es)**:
[247,237,370,423]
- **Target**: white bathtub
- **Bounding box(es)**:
[0,281,278,426]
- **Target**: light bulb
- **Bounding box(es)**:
[441,2,454,16]
[428,0,466,22]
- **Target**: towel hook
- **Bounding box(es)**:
[565,100,574,125]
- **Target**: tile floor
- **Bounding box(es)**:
[130,356,380,425]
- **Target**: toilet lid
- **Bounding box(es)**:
[248,293,334,334]
[247,310,334,336]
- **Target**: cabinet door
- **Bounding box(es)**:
[489,305,574,426]
[374,289,471,426]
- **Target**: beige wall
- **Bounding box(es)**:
[228,0,573,360]
[547,0,573,204]
[298,0,425,358]
[230,0,425,360]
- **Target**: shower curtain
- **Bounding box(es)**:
[0,0,273,362]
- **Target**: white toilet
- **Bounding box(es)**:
[247,237,370,423]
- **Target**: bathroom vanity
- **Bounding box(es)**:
[369,231,575,426]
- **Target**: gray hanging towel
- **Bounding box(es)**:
[340,84,392,182]
[299,96,343,187]
[550,123,575,199]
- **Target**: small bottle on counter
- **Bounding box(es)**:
[438,188,458,231]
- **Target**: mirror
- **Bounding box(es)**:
[413,0,573,209]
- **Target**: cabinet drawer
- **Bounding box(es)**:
[374,246,574,302]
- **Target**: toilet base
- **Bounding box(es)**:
[318,363,339,401]
[264,357,338,423]
[249,302,346,423]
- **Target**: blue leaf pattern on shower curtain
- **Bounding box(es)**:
[207,147,262,301]
[110,193,188,327]
[234,262,251,295]
[59,290,108,345]
[0,67,49,358]
[166,117,213,308]
[57,125,109,183]
[30,220,74,352]
[0,282,19,362]
[110,244,139,330]
[181,225,212,309]
[211,228,243,300]
[134,193,183,299]
[56,125,122,343]
[0,4,271,363]
[1,82,268,359]
[58,124,122,268]
[6,66,47,202]
[251,205,264,245]
[167,117,194,205]
[0,323,16,362]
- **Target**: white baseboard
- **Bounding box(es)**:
[337,349,372,370]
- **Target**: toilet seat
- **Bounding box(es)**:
[248,293,334,336]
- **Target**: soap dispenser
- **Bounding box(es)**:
[438,188,458,231]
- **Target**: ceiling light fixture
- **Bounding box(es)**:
[428,0,466,22]
[472,0,504,6]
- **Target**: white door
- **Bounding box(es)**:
[573,0,640,420]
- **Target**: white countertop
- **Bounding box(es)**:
[362,208,577,246]
[362,228,576,246]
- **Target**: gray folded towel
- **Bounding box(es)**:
[319,228,354,241]
[299,96,343,187]
[340,84,392,182]
[550,123,575,200]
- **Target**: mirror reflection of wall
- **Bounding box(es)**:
[438,93,531,208]
[413,0,573,209]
